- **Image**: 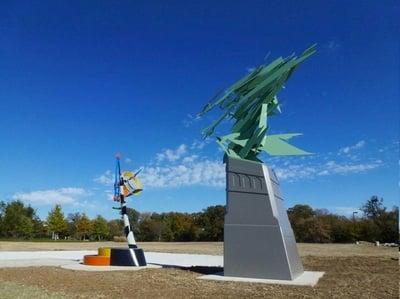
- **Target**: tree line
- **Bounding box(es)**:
[0,196,398,243]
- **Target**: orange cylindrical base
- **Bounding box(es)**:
[83,255,110,266]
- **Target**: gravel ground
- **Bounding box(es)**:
[0,256,397,298]
[0,281,66,299]
[0,242,398,298]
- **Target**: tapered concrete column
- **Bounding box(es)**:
[224,157,303,280]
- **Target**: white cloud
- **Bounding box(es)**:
[104,190,114,201]
[156,144,187,162]
[93,170,114,185]
[93,138,385,189]
[141,157,382,188]
[12,188,86,205]
[125,157,132,164]
[323,160,381,175]
[182,155,198,163]
[274,164,319,181]
[339,140,365,155]
[325,40,342,52]
[182,113,202,128]
[72,199,96,209]
[273,159,382,182]
[191,139,207,150]
[94,140,223,189]
[140,158,225,188]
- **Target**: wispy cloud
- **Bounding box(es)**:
[323,160,381,175]
[156,144,187,162]
[12,188,86,205]
[182,154,198,163]
[273,159,382,182]
[339,140,366,155]
[72,199,96,209]
[93,170,114,185]
[325,40,342,52]
[141,158,225,188]
[182,113,202,128]
[143,143,225,188]
[190,139,208,150]
[94,138,386,189]
[94,143,224,189]
[140,157,382,188]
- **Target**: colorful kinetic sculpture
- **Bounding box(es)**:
[83,155,146,267]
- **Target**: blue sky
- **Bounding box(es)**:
[0,1,398,220]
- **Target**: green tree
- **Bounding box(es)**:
[319,214,354,243]
[0,201,5,237]
[67,213,79,239]
[357,218,379,242]
[288,204,316,242]
[127,208,140,236]
[376,206,399,243]
[108,219,124,240]
[46,204,68,240]
[361,196,385,220]
[288,204,315,219]
[32,217,47,238]
[127,208,140,225]
[196,205,225,241]
[1,200,40,239]
[75,213,92,240]
[359,196,399,242]
[92,215,109,241]
[137,213,164,241]
[161,213,198,241]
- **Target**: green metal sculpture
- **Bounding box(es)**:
[199,45,316,162]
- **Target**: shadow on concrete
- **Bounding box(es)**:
[155,264,223,275]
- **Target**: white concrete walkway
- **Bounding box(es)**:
[0,250,223,268]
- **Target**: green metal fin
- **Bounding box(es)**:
[261,134,312,156]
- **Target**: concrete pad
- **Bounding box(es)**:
[198,271,325,287]
[146,252,223,267]
[61,262,161,272]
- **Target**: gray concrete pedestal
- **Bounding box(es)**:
[224,157,303,280]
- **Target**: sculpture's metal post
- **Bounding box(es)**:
[111,155,146,266]
[224,156,303,280]
[115,157,138,248]
[119,187,139,265]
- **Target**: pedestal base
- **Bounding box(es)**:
[110,248,147,266]
[224,157,303,280]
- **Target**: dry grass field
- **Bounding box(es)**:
[0,242,398,298]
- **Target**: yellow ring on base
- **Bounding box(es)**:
[98,247,111,257]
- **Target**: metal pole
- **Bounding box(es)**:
[114,155,139,266]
